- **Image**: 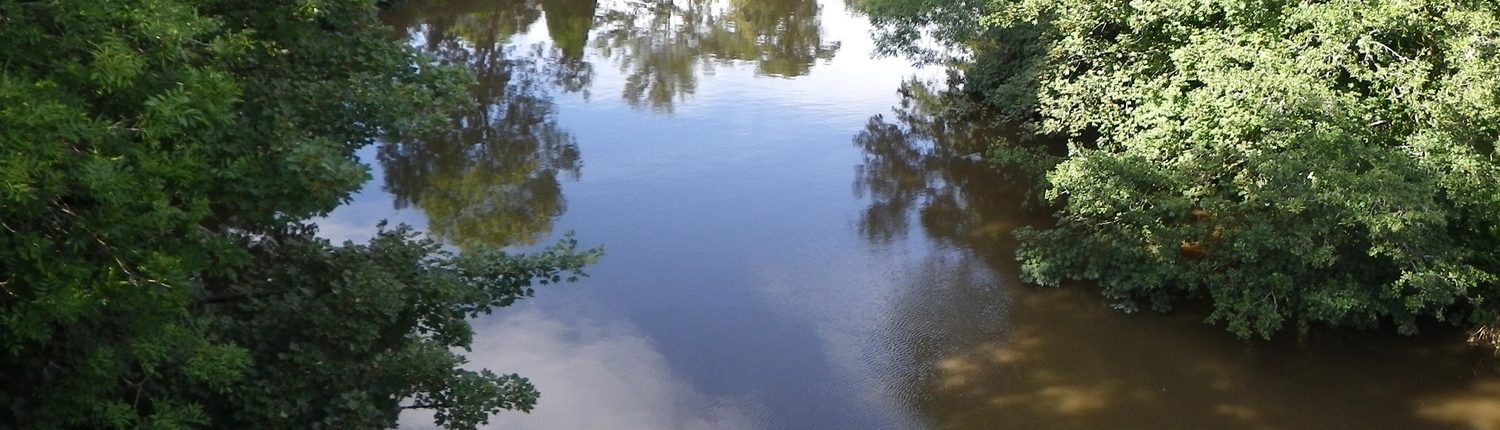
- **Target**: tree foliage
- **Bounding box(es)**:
[0,0,598,428]
[861,0,1500,338]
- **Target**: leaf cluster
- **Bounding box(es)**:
[1,0,598,428]
[866,0,1500,338]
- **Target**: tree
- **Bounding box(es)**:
[860,0,1500,339]
[202,225,597,428]
[0,0,598,428]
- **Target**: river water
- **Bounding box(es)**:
[319,0,1500,428]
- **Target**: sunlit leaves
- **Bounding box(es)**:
[870,0,1500,338]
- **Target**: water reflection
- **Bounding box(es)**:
[389,0,543,47]
[853,79,1002,245]
[542,0,598,60]
[382,2,584,248]
[391,0,840,114]
[374,0,845,245]
[857,79,1500,429]
[592,0,840,111]
[541,0,598,93]
[401,308,763,429]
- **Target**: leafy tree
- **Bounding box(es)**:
[855,0,990,63]
[861,0,1500,339]
[202,225,597,428]
[0,0,598,428]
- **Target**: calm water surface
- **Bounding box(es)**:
[319,0,1500,428]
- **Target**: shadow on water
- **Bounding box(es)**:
[857,79,1500,430]
[380,1,586,249]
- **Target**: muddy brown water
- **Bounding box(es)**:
[318,0,1500,428]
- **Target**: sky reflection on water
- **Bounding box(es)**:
[316,0,1500,428]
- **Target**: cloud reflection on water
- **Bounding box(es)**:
[400,308,763,430]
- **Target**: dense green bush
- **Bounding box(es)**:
[0,0,596,428]
[861,0,1500,338]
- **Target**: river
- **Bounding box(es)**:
[317,0,1500,428]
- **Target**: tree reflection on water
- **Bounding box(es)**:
[382,1,586,249]
[376,0,844,248]
[855,78,1500,430]
[852,79,1005,246]
[592,0,840,111]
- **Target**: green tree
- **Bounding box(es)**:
[0,0,597,428]
[861,0,1500,339]
[854,0,989,63]
[201,225,597,428]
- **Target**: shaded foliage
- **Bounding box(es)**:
[854,0,989,63]
[203,225,597,428]
[0,0,598,428]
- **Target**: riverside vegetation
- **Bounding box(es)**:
[859,0,1500,340]
[0,0,600,428]
[5,0,1500,428]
